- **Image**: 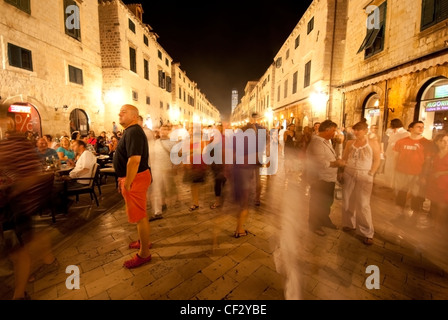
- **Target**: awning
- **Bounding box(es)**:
[341,50,448,92]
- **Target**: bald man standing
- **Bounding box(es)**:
[114,104,152,268]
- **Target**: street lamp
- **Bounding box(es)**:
[310,91,329,121]
[264,107,274,129]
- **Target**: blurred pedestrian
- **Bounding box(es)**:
[425,134,448,234]
[0,129,56,300]
[383,118,410,188]
[393,121,432,219]
[210,123,227,209]
[183,125,208,211]
[232,112,266,237]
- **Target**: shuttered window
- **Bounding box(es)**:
[8,43,33,71]
[292,71,298,94]
[129,47,136,73]
[158,70,166,88]
[68,65,83,85]
[295,35,300,49]
[129,19,136,33]
[5,0,30,14]
[307,17,314,34]
[144,59,149,80]
[357,2,387,59]
[64,0,81,41]
[166,76,172,92]
[304,61,311,88]
[421,0,448,30]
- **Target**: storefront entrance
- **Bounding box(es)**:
[417,77,448,139]
[0,102,42,137]
[362,93,381,129]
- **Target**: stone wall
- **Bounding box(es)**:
[0,0,103,136]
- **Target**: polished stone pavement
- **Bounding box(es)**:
[1,159,448,300]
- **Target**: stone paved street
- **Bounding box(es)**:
[1,158,448,300]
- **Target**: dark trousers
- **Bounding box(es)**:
[214,175,226,197]
[309,180,335,230]
[395,191,424,211]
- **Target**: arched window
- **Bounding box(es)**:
[417,77,448,139]
[362,93,381,129]
[69,108,89,136]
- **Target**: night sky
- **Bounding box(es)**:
[121,1,313,121]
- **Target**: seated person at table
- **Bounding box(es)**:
[63,140,97,187]
[56,137,75,165]
[36,137,59,165]
[81,134,97,154]
[95,136,109,155]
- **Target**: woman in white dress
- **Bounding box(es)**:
[340,121,381,245]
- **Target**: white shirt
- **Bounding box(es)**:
[143,126,155,167]
[69,150,97,184]
[278,129,286,142]
[306,135,338,183]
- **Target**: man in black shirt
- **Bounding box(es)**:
[113,104,152,269]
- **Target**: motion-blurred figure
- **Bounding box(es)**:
[383,118,410,188]
[425,134,448,234]
[0,120,56,300]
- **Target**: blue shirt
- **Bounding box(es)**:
[56,147,75,160]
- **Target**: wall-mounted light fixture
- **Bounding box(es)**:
[63,105,68,109]
[388,107,395,113]
[54,107,58,111]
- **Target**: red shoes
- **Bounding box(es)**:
[128,240,152,249]
[123,254,152,269]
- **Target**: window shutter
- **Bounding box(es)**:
[129,47,136,72]
[422,0,436,28]
[19,0,31,13]
[8,43,21,67]
[76,68,83,85]
[437,0,448,22]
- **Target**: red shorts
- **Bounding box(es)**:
[118,169,151,223]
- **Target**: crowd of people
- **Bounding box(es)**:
[1,105,448,299]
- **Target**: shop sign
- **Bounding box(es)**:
[425,100,448,112]
[8,105,32,113]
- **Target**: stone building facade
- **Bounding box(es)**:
[0,0,103,138]
[231,0,348,130]
[0,0,220,139]
[98,0,220,131]
[99,0,175,130]
[340,0,448,140]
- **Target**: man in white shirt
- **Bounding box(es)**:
[306,120,345,236]
[278,126,286,157]
[67,140,97,186]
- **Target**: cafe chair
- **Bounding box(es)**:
[99,166,118,188]
[64,163,100,209]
